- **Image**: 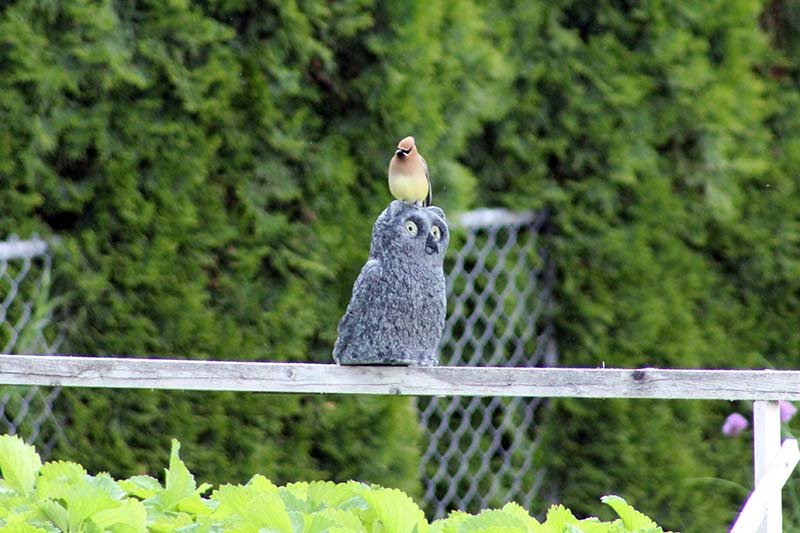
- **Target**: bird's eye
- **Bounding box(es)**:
[431,226,441,241]
[404,220,418,235]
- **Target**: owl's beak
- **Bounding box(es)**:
[425,233,439,255]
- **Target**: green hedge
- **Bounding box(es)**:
[3,0,800,531]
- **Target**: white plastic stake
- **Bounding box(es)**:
[731,438,799,533]
[753,401,782,533]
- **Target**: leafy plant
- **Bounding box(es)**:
[0,435,672,532]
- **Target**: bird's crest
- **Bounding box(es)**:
[397,136,415,152]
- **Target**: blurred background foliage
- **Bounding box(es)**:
[1,0,799,530]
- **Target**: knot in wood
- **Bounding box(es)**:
[632,370,646,382]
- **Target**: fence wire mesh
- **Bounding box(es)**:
[0,235,65,455]
[418,208,557,519]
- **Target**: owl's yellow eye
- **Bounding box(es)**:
[431,226,441,241]
[404,220,418,235]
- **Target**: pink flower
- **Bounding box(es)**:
[722,413,749,437]
[780,401,797,424]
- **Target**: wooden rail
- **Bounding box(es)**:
[0,355,798,400]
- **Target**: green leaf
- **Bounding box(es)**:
[211,476,293,532]
[118,475,162,499]
[500,502,542,528]
[280,483,311,514]
[430,510,471,533]
[564,519,617,533]
[60,479,120,531]
[302,512,340,533]
[308,481,362,510]
[316,508,366,532]
[543,504,580,532]
[37,499,70,531]
[280,480,363,515]
[601,496,659,531]
[454,508,528,532]
[146,440,212,516]
[350,484,428,533]
[90,498,148,532]
[39,461,87,484]
[89,473,128,501]
[0,523,50,533]
[148,512,196,532]
[0,435,42,495]
[0,493,32,521]
[163,439,197,506]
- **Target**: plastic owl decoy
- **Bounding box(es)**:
[333,201,449,366]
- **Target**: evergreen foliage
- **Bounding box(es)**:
[2,0,799,531]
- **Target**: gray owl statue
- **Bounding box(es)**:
[333,200,449,366]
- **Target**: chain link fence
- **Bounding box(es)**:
[0,235,65,455]
[418,208,557,518]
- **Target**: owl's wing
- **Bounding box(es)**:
[333,258,383,362]
[420,154,432,207]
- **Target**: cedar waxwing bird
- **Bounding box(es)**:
[388,136,431,207]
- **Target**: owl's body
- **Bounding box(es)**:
[333,201,449,366]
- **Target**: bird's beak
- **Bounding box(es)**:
[396,148,410,157]
[425,233,439,255]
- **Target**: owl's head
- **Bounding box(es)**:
[370,201,450,264]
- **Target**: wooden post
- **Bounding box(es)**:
[754,400,781,533]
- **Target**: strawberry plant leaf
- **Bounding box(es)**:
[0,522,50,533]
[501,502,542,528]
[0,438,671,533]
[452,508,530,532]
[316,508,365,532]
[0,435,42,495]
[146,440,213,517]
[601,496,660,531]
[544,504,580,532]
[302,511,340,533]
[211,477,293,532]
[119,475,162,499]
[350,484,427,533]
[148,511,196,532]
[90,498,147,532]
[307,481,361,510]
[37,499,69,531]
[163,439,196,505]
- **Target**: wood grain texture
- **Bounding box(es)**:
[1,355,799,400]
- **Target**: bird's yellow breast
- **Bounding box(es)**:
[388,173,429,203]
